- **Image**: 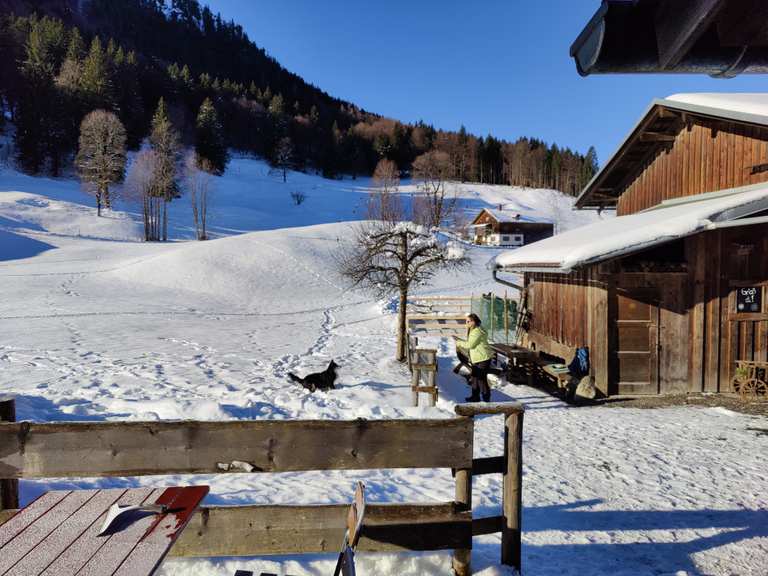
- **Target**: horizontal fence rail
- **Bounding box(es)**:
[0,419,474,478]
[0,397,524,575]
[171,502,472,557]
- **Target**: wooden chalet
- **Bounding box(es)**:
[471,209,554,247]
[494,94,768,397]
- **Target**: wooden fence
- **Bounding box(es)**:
[0,397,523,575]
[406,334,439,406]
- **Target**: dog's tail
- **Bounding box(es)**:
[288,372,316,392]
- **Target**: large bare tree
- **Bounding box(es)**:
[339,221,467,361]
[184,152,213,240]
[75,110,127,216]
[367,158,403,223]
[412,150,455,229]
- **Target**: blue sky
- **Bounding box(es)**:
[206,0,767,165]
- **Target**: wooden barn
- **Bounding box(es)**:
[494,94,768,397]
[471,209,554,247]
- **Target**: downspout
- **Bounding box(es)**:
[493,269,523,292]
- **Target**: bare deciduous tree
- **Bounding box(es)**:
[75,110,127,216]
[412,150,455,229]
[274,136,293,182]
[339,221,467,361]
[125,149,163,241]
[367,158,403,223]
[184,152,213,240]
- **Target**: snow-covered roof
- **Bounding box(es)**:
[576,93,768,209]
[665,93,768,123]
[495,184,768,273]
[476,209,546,224]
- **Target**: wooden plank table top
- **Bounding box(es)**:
[0,485,208,576]
[490,343,537,360]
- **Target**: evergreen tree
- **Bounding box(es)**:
[81,36,113,110]
[75,110,127,215]
[15,16,66,174]
[195,97,228,174]
[114,50,144,148]
[149,98,180,241]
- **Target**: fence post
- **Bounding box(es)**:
[503,409,524,571]
[504,293,509,345]
[452,466,472,576]
[0,396,19,511]
[455,402,524,575]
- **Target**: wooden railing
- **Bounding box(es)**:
[406,333,438,406]
[0,397,523,575]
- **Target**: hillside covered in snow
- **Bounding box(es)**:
[0,159,765,576]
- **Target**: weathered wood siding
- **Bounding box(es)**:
[525,268,610,395]
[688,224,768,392]
[617,120,768,215]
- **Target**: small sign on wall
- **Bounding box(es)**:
[736,286,763,313]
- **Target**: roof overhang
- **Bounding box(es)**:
[571,0,768,77]
[495,183,768,274]
[575,94,768,209]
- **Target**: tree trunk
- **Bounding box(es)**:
[162,200,168,242]
[397,287,408,362]
[396,231,409,362]
[104,186,111,210]
[96,189,102,217]
[282,167,286,183]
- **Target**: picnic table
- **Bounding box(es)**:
[490,343,538,363]
[0,485,208,576]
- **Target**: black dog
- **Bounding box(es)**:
[287,360,339,392]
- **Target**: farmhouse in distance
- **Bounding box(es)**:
[470,208,554,247]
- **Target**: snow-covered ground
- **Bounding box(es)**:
[0,157,766,575]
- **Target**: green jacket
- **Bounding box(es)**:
[456,327,493,364]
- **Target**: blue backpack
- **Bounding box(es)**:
[568,347,590,379]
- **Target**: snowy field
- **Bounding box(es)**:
[0,157,766,575]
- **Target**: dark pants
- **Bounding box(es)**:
[471,359,492,399]
[456,348,471,372]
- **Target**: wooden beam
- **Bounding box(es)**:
[171,503,471,557]
[639,132,677,143]
[472,515,503,536]
[655,0,728,69]
[0,418,473,478]
[471,456,505,476]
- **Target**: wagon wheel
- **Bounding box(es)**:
[732,366,752,395]
[755,378,768,397]
[740,378,764,397]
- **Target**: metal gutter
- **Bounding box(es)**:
[492,270,525,290]
[570,0,768,77]
[707,215,768,229]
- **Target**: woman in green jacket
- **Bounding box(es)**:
[454,313,493,402]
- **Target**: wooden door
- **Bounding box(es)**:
[615,291,659,394]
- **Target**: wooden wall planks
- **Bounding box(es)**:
[617,120,768,216]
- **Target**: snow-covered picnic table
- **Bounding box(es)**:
[0,486,208,576]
